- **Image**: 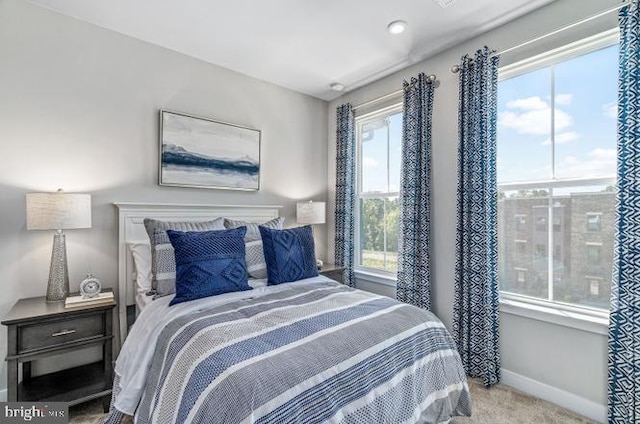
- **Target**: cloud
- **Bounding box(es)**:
[499,96,573,136]
[363,157,379,168]
[555,94,573,105]
[506,96,548,111]
[557,148,617,177]
[499,95,573,136]
[603,102,617,119]
[589,148,617,163]
[541,131,579,146]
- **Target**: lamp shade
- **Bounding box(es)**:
[26,192,92,230]
[297,201,326,225]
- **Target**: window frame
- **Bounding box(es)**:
[497,29,618,328]
[353,102,403,279]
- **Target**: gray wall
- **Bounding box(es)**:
[0,0,328,395]
[327,0,617,414]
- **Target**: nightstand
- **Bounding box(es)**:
[2,290,116,412]
[319,264,345,284]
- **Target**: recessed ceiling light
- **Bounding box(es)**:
[329,83,345,92]
[387,20,408,35]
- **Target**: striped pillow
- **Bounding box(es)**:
[144,218,225,297]
[224,217,284,278]
[224,217,284,241]
[245,240,267,279]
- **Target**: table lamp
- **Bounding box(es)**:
[26,189,92,302]
[296,201,326,267]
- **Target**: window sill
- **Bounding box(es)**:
[354,269,397,287]
[500,295,609,335]
[354,272,609,335]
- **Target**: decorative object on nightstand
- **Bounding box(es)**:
[79,273,102,298]
[65,282,114,309]
[64,292,115,308]
[26,189,92,302]
[296,200,326,268]
[319,263,345,284]
[2,290,116,412]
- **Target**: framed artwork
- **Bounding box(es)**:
[159,110,261,190]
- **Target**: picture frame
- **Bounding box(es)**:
[159,110,261,191]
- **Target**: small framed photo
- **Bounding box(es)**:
[159,110,261,191]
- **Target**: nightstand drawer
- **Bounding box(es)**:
[19,313,104,353]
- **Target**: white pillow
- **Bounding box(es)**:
[129,243,152,313]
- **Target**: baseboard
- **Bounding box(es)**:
[501,369,606,423]
[0,388,6,402]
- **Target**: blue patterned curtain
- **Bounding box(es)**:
[397,73,434,310]
[452,47,501,387]
[608,2,640,422]
[335,104,356,287]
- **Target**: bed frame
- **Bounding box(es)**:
[114,202,282,348]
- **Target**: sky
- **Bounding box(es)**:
[497,44,618,184]
[358,43,618,195]
[360,111,403,194]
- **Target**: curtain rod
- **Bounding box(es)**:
[352,74,436,111]
[450,1,628,73]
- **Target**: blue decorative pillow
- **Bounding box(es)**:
[166,227,251,306]
[259,225,319,285]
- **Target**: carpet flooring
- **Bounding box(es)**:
[451,379,598,424]
[69,379,598,424]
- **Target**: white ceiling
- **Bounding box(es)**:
[27,0,555,101]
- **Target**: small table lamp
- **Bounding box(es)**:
[26,189,92,302]
[297,201,326,266]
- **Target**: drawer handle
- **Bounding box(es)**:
[51,329,76,337]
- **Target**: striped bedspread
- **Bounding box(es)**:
[106,278,471,423]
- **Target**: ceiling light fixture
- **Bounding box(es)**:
[329,83,345,92]
[387,20,408,35]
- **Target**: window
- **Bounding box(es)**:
[587,213,602,231]
[535,216,548,232]
[553,244,562,261]
[586,243,602,264]
[355,105,403,274]
[553,215,562,232]
[587,278,602,296]
[534,244,548,259]
[515,214,527,231]
[517,269,527,283]
[515,240,527,255]
[497,31,618,311]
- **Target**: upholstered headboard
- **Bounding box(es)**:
[114,202,282,348]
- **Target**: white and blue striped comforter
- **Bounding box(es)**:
[106,276,471,423]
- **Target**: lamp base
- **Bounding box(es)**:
[46,231,70,302]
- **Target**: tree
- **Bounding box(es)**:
[361,199,384,251]
[361,197,400,253]
[385,198,399,252]
[510,189,549,198]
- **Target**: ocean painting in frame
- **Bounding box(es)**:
[159,110,260,190]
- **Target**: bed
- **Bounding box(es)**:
[108,203,471,423]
